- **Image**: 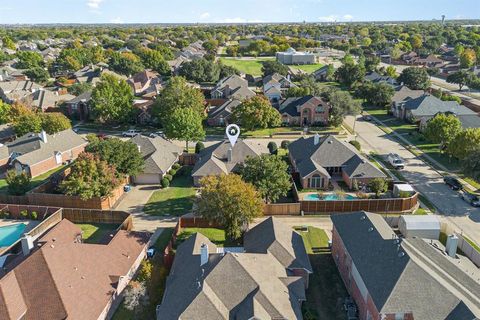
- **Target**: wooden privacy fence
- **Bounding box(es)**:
[179,153,197,166]
[62,208,132,230]
[300,193,418,214]
[264,203,301,215]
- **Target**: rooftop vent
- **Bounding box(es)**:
[360,215,366,220]
[398,252,405,257]
[368,227,374,232]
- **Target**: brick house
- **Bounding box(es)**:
[331,212,478,320]
[11,129,87,178]
[288,135,386,189]
[277,95,330,126]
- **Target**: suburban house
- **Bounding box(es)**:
[390,85,425,119]
[9,129,87,178]
[0,66,27,82]
[130,135,183,184]
[127,69,163,98]
[23,89,75,112]
[207,99,241,126]
[393,94,478,128]
[262,73,295,102]
[157,217,313,320]
[133,99,156,125]
[0,80,42,104]
[312,65,330,81]
[277,95,330,126]
[210,75,256,100]
[364,71,397,86]
[64,91,92,120]
[0,218,149,320]
[276,47,316,65]
[192,139,268,186]
[288,135,386,189]
[73,63,126,84]
[331,211,479,320]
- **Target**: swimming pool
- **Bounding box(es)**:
[0,223,26,247]
[304,193,358,201]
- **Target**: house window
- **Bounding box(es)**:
[55,152,62,165]
[309,174,323,188]
[315,106,324,113]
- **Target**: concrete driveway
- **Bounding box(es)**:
[345,115,480,244]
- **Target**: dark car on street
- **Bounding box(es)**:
[459,190,480,207]
[443,176,463,190]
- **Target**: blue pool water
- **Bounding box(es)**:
[0,223,26,247]
[304,193,357,201]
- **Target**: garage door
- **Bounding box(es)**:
[134,174,160,185]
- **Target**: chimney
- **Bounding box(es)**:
[227,148,233,163]
[313,134,320,145]
[446,234,458,258]
[39,130,48,143]
[21,236,34,256]
[200,243,209,266]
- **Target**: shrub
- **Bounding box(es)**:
[398,191,411,198]
[368,178,388,198]
[267,141,278,155]
[349,140,361,151]
[2,211,10,219]
[137,259,153,282]
[195,141,205,154]
[20,210,28,219]
[161,178,170,188]
[172,163,181,170]
[164,174,173,181]
[6,170,31,196]
[168,169,177,176]
[281,140,290,149]
[30,211,38,220]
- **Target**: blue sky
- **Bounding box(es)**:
[0,0,479,24]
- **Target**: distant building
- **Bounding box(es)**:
[276,48,316,65]
[331,211,479,320]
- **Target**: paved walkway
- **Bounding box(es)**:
[114,184,178,232]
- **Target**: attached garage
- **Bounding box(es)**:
[133,173,161,185]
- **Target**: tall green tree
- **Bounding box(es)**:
[240,155,291,203]
[261,60,290,77]
[397,67,430,90]
[197,174,263,240]
[163,107,205,151]
[138,48,171,76]
[462,149,480,182]
[447,128,480,160]
[0,101,11,124]
[16,51,43,69]
[232,96,281,131]
[356,82,394,107]
[324,89,361,127]
[13,113,42,136]
[446,71,471,90]
[40,113,72,134]
[424,113,462,148]
[86,137,144,176]
[335,61,366,88]
[25,67,49,83]
[91,74,134,124]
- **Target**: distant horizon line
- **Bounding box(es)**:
[1,18,480,27]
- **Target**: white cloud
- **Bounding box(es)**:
[199,12,210,20]
[318,15,338,22]
[318,14,353,22]
[219,17,264,23]
[86,0,103,9]
[110,17,124,24]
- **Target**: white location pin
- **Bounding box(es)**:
[226,124,240,147]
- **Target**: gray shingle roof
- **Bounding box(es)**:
[405,95,475,118]
[391,85,425,105]
[332,212,478,319]
[192,139,268,177]
[130,135,182,175]
[208,99,241,120]
[288,135,385,179]
[14,130,87,166]
[277,95,328,117]
[365,71,397,85]
[157,218,310,320]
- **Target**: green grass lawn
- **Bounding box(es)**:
[78,223,118,243]
[0,165,67,194]
[297,227,348,320]
[290,63,324,74]
[143,168,196,216]
[219,57,274,76]
[294,226,329,254]
[113,228,174,320]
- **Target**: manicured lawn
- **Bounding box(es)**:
[290,63,324,74]
[219,57,275,76]
[0,165,67,194]
[297,227,348,320]
[143,168,196,216]
[294,226,329,254]
[113,228,174,320]
[78,223,118,243]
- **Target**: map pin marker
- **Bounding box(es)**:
[226,124,240,147]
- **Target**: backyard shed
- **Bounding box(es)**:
[393,184,415,197]
[398,215,441,240]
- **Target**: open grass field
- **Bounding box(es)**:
[144,167,196,217]
[219,57,274,76]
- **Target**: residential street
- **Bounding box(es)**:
[345,115,480,244]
